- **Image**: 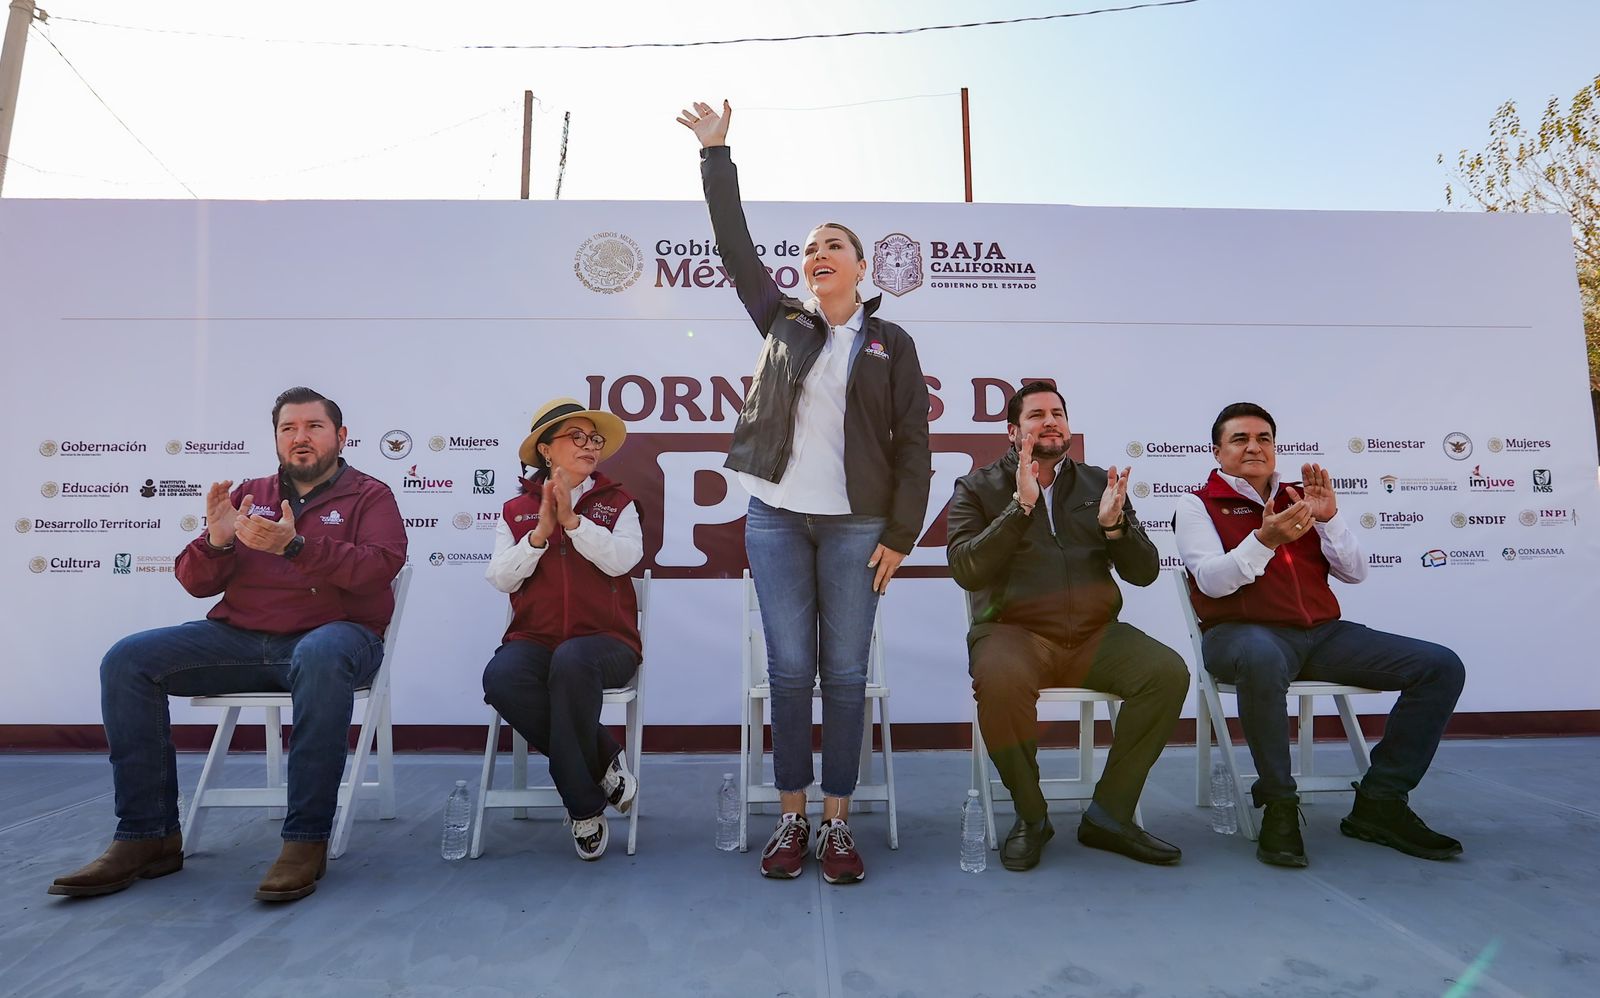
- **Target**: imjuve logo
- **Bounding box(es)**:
[473,470,496,495]
[871,233,923,297]
[574,232,644,294]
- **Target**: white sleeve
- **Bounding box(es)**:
[484,515,545,593]
[1174,492,1278,598]
[1316,512,1368,584]
[567,501,644,577]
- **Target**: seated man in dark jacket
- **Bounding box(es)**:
[49,387,407,903]
[947,382,1188,871]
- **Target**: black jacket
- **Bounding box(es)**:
[946,449,1159,648]
[699,145,931,553]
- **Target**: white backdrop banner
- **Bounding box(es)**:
[2,197,1596,728]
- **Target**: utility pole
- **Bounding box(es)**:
[0,0,42,197]
[519,90,532,199]
[960,86,972,203]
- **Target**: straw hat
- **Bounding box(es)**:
[518,397,626,468]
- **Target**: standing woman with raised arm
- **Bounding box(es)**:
[678,100,931,885]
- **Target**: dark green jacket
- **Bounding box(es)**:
[946,449,1158,648]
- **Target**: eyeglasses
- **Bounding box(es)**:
[556,428,606,450]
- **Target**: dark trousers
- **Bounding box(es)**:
[970,621,1188,824]
[481,635,639,820]
[1202,619,1465,807]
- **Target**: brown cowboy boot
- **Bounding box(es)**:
[254,840,328,902]
[48,832,184,897]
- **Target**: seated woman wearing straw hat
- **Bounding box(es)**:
[482,397,642,860]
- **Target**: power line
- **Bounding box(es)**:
[48,2,1201,53]
[30,25,198,197]
[230,101,519,183]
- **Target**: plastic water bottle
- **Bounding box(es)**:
[1209,761,1237,835]
[960,789,987,873]
[715,773,740,852]
[442,780,471,860]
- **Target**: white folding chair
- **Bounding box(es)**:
[1173,567,1377,840]
[182,563,413,860]
[965,601,1139,849]
[470,571,651,858]
[738,569,898,851]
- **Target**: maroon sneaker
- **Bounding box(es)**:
[814,818,865,884]
[759,813,810,879]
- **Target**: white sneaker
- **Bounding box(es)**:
[569,814,608,860]
[601,754,636,815]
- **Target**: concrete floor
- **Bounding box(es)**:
[1,738,1596,998]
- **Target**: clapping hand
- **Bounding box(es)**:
[1256,487,1315,548]
[1300,463,1338,522]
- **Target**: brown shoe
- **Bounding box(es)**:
[48,832,184,897]
[253,840,328,902]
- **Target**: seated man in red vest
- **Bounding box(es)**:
[1176,402,1464,868]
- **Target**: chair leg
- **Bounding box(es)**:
[737,697,754,853]
[626,697,642,857]
[1077,701,1097,804]
[878,697,898,850]
[1297,694,1316,783]
[512,730,530,820]
[331,693,381,860]
[1205,679,1258,840]
[185,706,241,856]
[377,691,396,820]
[265,706,285,821]
[470,711,500,860]
[1194,680,1213,807]
[973,709,998,850]
[1333,694,1373,775]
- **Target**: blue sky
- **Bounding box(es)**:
[4,0,1597,211]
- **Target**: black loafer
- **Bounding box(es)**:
[1077,804,1181,866]
[1001,816,1054,871]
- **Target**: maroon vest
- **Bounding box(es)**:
[502,472,641,654]
[1186,470,1341,631]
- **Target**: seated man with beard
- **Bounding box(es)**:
[947,381,1188,871]
[49,387,407,903]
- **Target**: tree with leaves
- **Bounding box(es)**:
[1441,74,1599,389]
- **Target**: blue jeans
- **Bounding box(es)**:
[101,619,384,842]
[482,636,640,820]
[1202,619,1465,807]
[745,496,885,798]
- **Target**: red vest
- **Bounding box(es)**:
[502,472,641,654]
[1187,470,1341,631]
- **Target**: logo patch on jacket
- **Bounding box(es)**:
[320,510,344,525]
[514,512,539,523]
[1221,504,1257,516]
[864,340,889,361]
[248,503,276,517]
[587,502,620,526]
[785,311,817,329]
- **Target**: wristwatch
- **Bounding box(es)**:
[1099,514,1128,535]
[281,534,306,559]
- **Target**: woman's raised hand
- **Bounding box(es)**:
[676,100,731,148]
